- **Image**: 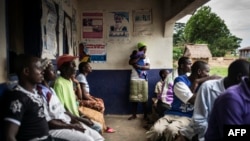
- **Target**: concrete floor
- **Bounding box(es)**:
[103,114,149,141]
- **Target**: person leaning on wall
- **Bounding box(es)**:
[128,42,150,120]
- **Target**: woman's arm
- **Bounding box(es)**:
[140,63,150,70]
[79,83,95,101]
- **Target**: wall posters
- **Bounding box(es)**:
[133,9,152,36]
[82,12,103,39]
[80,42,106,63]
[41,0,58,59]
[106,11,130,42]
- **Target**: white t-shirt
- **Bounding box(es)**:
[42,87,71,124]
[76,73,90,93]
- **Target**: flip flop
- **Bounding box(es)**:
[105,127,116,133]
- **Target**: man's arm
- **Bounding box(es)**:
[174,81,194,104]
[192,83,210,138]
[4,121,19,141]
[188,75,221,104]
[190,75,221,93]
[65,111,93,127]
[71,76,82,100]
[48,119,85,133]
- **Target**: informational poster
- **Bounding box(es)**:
[65,16,73,55]
[82,12,103,39]
[41,0,58,59]
[106,11,130,42]
[133,9,153,36]
[72,8,78,56]
[80,42,106,63]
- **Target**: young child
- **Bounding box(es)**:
[130,49,146,79]
[154,69,174,117]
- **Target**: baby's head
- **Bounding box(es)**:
[130,50,145,59]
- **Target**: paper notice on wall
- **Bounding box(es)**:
[82,12,104,39]
[133,9,153,36]
[106,11,130,42]
[81,42,106,63]
[41,0,58,59]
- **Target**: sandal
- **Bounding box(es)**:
[105,127,116,133]
[128,115,137,120]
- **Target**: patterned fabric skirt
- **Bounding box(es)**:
[129,79,148,102]
[79,96,105,113]
[78,106,106,133]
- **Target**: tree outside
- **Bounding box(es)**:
[173,6,242,57]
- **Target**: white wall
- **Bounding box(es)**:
[77,0,173,70]
[0,0,8,82]
[0,0,174,82]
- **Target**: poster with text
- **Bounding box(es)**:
[82,12,103,39]
[106,11,130,42]
[41,0,58,59]
[133,9,152,36]
[82,42,106,63]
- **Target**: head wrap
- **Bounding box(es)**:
[57,54,78,69]
[137,42,146,49]
[41,58,52,70]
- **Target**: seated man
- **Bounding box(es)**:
[176,59,250,141]
[37,58,104,141]
[2,54,59,141]
[205,60,250,141]
[146,60,219,141]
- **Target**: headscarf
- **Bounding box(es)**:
[41,58,52,70]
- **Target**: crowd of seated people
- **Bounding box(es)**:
[145,57,250,141]
[1,53,115,141]
[1,53,250,141]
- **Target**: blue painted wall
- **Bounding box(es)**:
[87,69,172,115]
[3,68,173,115]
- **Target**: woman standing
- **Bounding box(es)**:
[128,42,150,120]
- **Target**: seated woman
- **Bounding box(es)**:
[75,61,115,133]
[76,62,105,113]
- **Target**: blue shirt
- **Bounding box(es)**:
[165,75,194,118]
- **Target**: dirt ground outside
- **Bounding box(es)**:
[173,57,236,68]
[172,57,237,78]
[208,57,236,67]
